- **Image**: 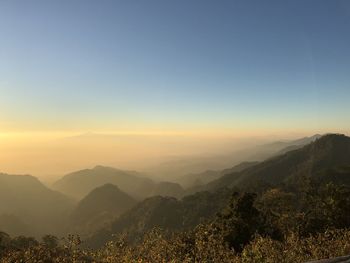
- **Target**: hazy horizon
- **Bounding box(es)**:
[1,2,350,260]
[1,0,350,180]
[0,131,347,183]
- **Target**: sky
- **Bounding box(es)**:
[0,0,350,177]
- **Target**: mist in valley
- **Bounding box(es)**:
[0,132,326,239]
[1,0,350,261]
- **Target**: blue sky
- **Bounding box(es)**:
[0,0,350,134]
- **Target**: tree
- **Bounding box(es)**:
[10,236,38,249]
[42,234,59,248]
[216,192,268,252]
[0,231,11,254]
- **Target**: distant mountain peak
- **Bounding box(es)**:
[92,165,119,172]
[91,183,121,192]
[70,183,137,227]
[52,166,156,200]
[0,172,74,237]
[318,133,346,140]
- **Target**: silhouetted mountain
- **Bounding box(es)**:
[52,166,156,200]
[262,134,321,149]
[85,188,233,248]
[243,134,322,162]
[177,161,259,188]
[0,214,29,237]
[268,134,322,156]
[70,184,137,235]
[288,134,322,145]
[83,135,335,247]
[314,166,350,186]
[149,182,184,198]
[147,135,321,180]
[179,170,219,188]
[0,173,74,237]
[203,134,350,192]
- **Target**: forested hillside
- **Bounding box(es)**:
[1,134,350,262]
[69,184,137,236]
[201,134,350,192]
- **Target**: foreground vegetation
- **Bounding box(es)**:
[1,178,350,262]
[1,227,350,262]
[1,136,350,262]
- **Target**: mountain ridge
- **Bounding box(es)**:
[52,166,155,200]
[0,173,74,237]
[203,134,350,192]
[69,183,137,235]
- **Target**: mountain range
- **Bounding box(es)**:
[0,173,74,237]
[177,161,259,188]
[85,134,350,247]
[148,134,321,181]
[69,183,137,235]
[52,166,184,200]
[85,188,233,248]
[52,166,154,200]
[1,133,348,244]
[202,134,350,192]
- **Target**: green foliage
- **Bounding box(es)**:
[216,192,268,252]
[240,229,350,263]
[1,228,350,262]
[298,182,350,236]
[10,236,39,249]
[42,234,59,248]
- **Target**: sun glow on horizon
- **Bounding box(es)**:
[0,126,347,182]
